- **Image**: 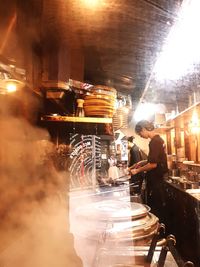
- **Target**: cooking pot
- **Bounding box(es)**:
[75,199,159,245]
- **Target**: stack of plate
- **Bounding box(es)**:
[84,85,117,117]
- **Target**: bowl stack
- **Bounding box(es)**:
[84,85,117,117]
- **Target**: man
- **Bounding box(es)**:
[127,136,146,197]
[130,120,168,219]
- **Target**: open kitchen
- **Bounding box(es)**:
[0,0,200,267]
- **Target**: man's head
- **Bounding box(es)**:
[127,136,135,148]
[135,120,154,139]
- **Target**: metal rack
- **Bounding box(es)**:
[157,235,194,267]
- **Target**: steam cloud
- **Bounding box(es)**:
[0,92,83,267]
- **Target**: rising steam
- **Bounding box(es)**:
[0,91,83,267]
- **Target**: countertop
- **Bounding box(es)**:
[164,177,200,201]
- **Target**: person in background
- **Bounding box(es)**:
[108,154,119,181]
[130,120,168,220]
[127,136,146,197]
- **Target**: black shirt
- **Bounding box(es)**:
[128,144,141,167]
[147,134,168,181]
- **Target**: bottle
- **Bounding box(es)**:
[76,99,85,117]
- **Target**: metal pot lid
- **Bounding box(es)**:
[75,199,150,222]
[75,213,158,242]
[106,213,159,242]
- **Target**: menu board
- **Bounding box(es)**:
[69,134,101,189]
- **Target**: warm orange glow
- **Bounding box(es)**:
[81,0,101,8]
[189,110,200,134]
[6,82,17,93]
[0,13,17,54]
[191,126,200,134]
[192,110,199,124]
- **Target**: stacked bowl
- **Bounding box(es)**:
[84,85,117,118]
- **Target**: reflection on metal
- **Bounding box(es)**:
[75,199,159,241]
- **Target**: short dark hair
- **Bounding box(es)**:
[135,120,154,134]
[127,136,135,143]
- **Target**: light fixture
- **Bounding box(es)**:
[6,82,17,93]
[154,0,200,81]
[2,79,25,94]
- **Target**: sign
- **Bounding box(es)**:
[69,134,101,188]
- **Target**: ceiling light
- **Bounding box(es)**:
[6,82,17,93]
[154,0,200,81]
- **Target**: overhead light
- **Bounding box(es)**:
[6,82,17,93]
[154,0,200,81]
[2,79,24,94]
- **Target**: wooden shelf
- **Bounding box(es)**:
[167,101,200,128]
[41,115,112,124]
[182,162,200,167]
[156,126,173,133]
[174,101,200,120]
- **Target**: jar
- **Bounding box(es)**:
[76,99,85,117]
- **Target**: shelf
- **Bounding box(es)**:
[182,162,200,167]
[41,115,112,124]
[156,126,173,133]
[174,101,200,120]
[167,101,200,128]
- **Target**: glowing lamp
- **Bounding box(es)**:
[6,82,17,93]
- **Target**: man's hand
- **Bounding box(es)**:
[133,162,140,169]
[131,162,157,175]
[130,168,139,175]
[126,167,132,175]
[129,160,147,170]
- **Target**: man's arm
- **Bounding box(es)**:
[130,162,157,175]
[128,160,147,170]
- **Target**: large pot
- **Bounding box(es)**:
[75,199,159,245]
